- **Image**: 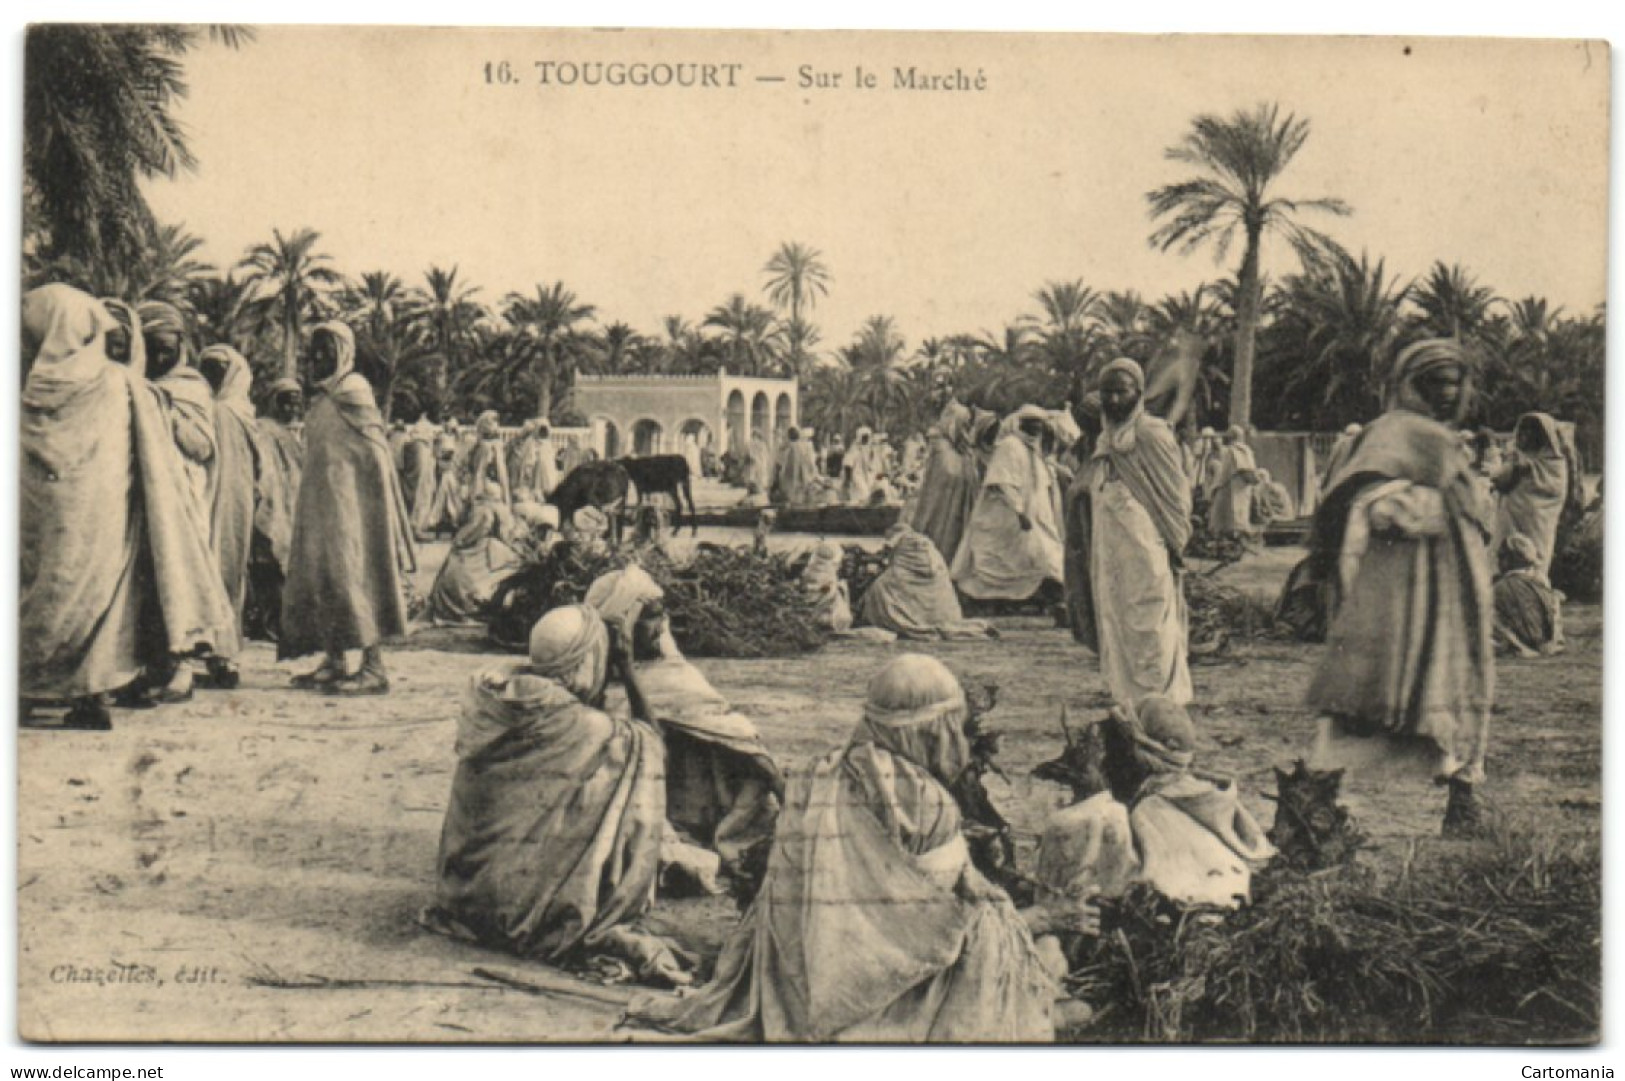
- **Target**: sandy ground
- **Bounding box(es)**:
[16,538,1602,1043]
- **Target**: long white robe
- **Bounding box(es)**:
[950,431,1064,600]
[1090,451,1192,707]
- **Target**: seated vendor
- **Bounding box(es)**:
[632,655,1097,1042]
[1493,533,1566,657]
[1033,696,1274,911]
[800,540,853,634]
[860,525,995,640]
[422,604,693,987]
[585,566,784,874]
[425,502,523,627]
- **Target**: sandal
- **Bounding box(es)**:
[291,661,346,690]
[62,698,113,731]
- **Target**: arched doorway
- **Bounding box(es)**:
[632,418,664,457]
[751,391,771,443]
[602,420,622,460]
[726,390,746,454]
[678,418,713,477]
[774,392,793,435]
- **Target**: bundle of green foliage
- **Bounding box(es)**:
[485,539,828,659]
[1066,823,1600,1044]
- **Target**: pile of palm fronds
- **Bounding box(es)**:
[1185,565,1276,658]
[1066,825,1601,1044]
[658,544,828,658]
[1551,510,1603,603]
[485,540,828,659]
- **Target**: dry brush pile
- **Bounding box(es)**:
[1066,820,1600,1044]
[485,539,829,659]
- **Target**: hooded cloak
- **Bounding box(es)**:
[278,322,418,658]
[21,285,236,698]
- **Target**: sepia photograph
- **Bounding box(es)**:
[12,21,1610,1049]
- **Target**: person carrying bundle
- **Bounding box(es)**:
[1305,339,1495,837]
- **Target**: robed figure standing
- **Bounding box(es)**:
[1068,360,1193,709]
[1305,339,1495,835]
[280,322,417,694]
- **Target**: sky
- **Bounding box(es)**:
[143,27,1611,353]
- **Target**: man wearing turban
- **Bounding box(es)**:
[279,322,417,694]
[634,654,1095,1041]
[1305,339,1495,836]
[1070,360,1194,709]
[21,286,235,729]
[196,344,262,686]
[424,605,691,987]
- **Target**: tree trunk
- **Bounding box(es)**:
[282,296,299,382]
[1229,222,1264,430]
[537,352,555,423]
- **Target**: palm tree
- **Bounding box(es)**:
[1258,250,1410,429]
[409,265,487,418]
[763,241,832,371]
[703,294,784,377]
[24,25,253,273]
[1028,279,1103,379]
[238,226,344,380]
[502,281,596,420]
[1409,261,1501,343]
[1095,290,1152,363]
[1147,102,1352,428]
[342,271,435,420]
[589,321,646,375]
[187,272,257,354]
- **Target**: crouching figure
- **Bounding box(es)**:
[1033,696,1274,911]
[421,604,693,987]
[631,654,1096,1042]
[584,565,784,881]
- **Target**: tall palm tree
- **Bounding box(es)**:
[409,265,486,418]
[703,293,784,377]
[24,25,253,273]
[342,271,434,421]
[763,241,832,372]
[1147,102,1351,428]
[238,226,344,380]
[502,281,597,420]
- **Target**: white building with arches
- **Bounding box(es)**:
[571,370,799,459]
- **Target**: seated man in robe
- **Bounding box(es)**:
[860,525,995,640]
[1252,468,1295,526]
[799,540,853,634]
[1493,533,1566,658]
[951,405,1066,607]
[422,604,693,987]
[632,654,1096,1042]
[585,567,784,875]
[425,503,524,627]
[1032,697,1273,914]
